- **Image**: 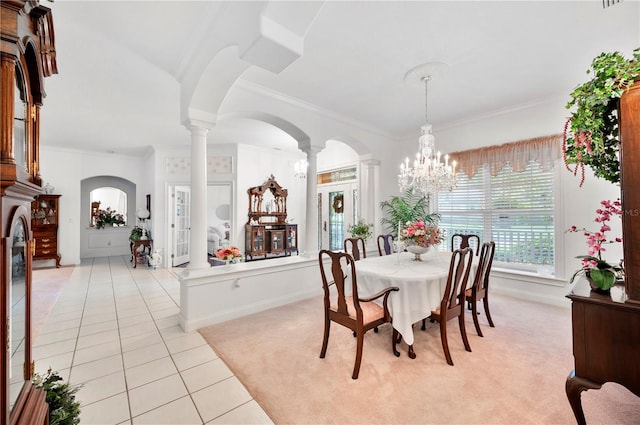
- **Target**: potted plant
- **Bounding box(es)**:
[32,368,82,425]
[95,207,126,228]
[563,48,639,186]
[567,199,623,292]
[379,187,438,238]
[347,219,373,242]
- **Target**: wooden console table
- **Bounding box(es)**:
[130,239,152,268]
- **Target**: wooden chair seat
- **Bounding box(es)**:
[331,296,385,324]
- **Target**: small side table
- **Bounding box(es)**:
[130,239,153,268]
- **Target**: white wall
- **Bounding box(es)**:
[39,146,147,265]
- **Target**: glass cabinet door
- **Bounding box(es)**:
[9,218,29,413]
[287,225,297,252]
[270,230,284,253]
[252,227,264,253]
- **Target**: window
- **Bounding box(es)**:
[437,160,555,272]
[90,187,128,225]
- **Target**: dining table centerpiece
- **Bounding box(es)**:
[567,199,623,293]
[400,218,443,261]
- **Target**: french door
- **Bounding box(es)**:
[172,186,190,266]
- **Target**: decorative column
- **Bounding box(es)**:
[359,158,381,241]
[185,121,212,270]
[300,142,323,257]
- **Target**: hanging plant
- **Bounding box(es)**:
[563,48,640,186]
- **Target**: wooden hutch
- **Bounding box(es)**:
[1,1,58,423]
[565,82,640,423]
[245,175,298,261]
[30,194,61,267]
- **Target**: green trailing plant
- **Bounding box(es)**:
[32,368,82,425]
[348,219,373,241]
[563,48,640,186]
[379,188,438,238]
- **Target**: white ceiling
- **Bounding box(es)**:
[39,0,639,156]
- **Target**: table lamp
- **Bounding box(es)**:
[136,208,150,239]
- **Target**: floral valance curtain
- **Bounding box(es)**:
[448,134,563,179]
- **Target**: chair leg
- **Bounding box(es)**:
[421,318,426,331]
[471,298,483,337]
[483,295,495,327]
[458,312,472,353]
[392,329,400,357]
[352,327,365,379]
[439,319,453,366]
[320,316,331,358]
[374,327,379,333]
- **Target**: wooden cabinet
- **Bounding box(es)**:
[566,81,640,424]
[2,1,58,423]
[31,194,61,268]
[244,176,299,261]
[245,224,298,261]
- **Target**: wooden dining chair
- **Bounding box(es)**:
[421,247,474,366]
[344,237,367,261]
[377,234,394,256]
[451,233,481,256]
[466,241,496,337]
[318,250,399,379]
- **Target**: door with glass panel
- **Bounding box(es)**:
[318,182,358,251]
[172,186,190,266]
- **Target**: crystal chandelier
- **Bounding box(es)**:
[398,75,457,196]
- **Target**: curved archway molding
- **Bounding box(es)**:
[179,2,322,127]
[80,175,136,258]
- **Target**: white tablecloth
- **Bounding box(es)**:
[349,250,458,345]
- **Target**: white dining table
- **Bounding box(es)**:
[348,249,473,358]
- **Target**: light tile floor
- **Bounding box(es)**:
[32,256,273,425]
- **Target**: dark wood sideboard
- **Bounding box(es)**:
[565,82,640,423]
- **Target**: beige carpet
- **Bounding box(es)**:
[199,293,639,424]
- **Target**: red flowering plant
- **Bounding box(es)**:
[215,246,243,263]
[400,219,443,248]
[567,199,623,290]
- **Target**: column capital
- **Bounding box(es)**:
[183,119,215,133]
[299,139,325,156]
[360,158,381,167]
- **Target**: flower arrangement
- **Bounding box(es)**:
[95,207,125,228]
[347,219,373,241]
[215,246,243,262]
[400,219,443,248]
[567,199,623,291]
[563,48,640,186]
